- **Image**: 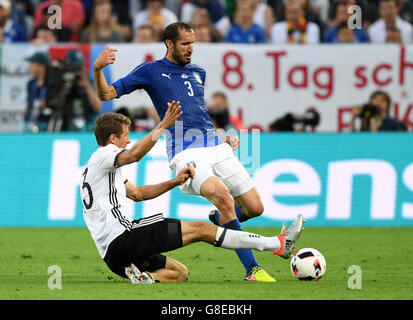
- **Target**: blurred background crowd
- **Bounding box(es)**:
[2,0,413,45]
[0,0,409,133]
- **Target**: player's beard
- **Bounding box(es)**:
[172,47,191,66]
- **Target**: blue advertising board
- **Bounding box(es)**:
[0,133,412,227]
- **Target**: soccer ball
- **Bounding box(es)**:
[290,248,326,281]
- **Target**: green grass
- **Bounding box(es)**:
[0,227,412,300]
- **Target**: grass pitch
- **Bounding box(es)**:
[0,227,412,300]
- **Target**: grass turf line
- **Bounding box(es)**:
[0,227,412,300]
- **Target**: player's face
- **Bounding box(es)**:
[171,30,195,65]
[112,124,131,149]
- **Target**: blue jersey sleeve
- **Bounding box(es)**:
[111,62,151,98]
[199,69,206,85]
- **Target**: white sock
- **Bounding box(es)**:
[214,227,281,252]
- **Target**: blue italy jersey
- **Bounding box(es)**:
[112,58,223,160]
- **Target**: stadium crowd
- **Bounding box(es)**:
[2,0,413,44]
[9,0,409,133]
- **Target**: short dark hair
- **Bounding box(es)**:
[94,112,131,146]
[212,91,228,101]
[337,21,352,31]
[370,90,392,110]
[162,22,193,45]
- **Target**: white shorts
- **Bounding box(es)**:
[169,143,254,197]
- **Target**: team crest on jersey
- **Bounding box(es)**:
[193,72,202,84]
[181,73,188,79]
[186,161,196,169]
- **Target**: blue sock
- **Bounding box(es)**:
[214,205,251,225]
[234,204,251,223]
[213,210,220,225]
[222,219,260,274]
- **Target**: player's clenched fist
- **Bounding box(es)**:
[174,167,195,186]
[226,136,240,151]
[94,45,118,71]
[160,100,183,129]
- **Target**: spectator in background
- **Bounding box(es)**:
[80,0,125,43]
[299,0,325,33]
[328,0,379,30]
[0,0,27,42]
[251,0,276,38]
[133,25,157,42]
[368,0,413,43]
[386,26,402,42]
[350,90,407,131]
[34,0,85,42]
[193,23,213,42]
[275,0,325,33]
[181,0,231,40]
[335,21,358,42]
[309,0,330,24]
[11,0,34,41]
[37,5,72,42]
[84,0,132,41]
[207,92,245,131]
[395,0,413,26]
[324,2,369,43]
[25,52,52,133]
[226,0,267,43]
[266,0,284,23]
[133,0,178,42]
[46,50,101,132]
[270,0,320,43]
[190,8,221,42]
[31,25,59,44]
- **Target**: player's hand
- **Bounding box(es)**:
[161,100,183,129]
[226,136,240,150]
[94,45,117,71]
[174,167,195,185]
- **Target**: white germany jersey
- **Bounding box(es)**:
[80,144,133,258]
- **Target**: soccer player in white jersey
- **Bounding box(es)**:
[81,106,304,283]
[93,22,305,282]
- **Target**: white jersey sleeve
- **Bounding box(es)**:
[95,144,125,171]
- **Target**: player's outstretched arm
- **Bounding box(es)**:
[126,167,194,202]
[94,45,118,101]
[115,101,183,167]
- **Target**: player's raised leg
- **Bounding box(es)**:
[200,176,275,282]
[180,215,304,256]
[126,215,304,283]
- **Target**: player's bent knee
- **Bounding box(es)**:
[241,199,264,218]
[251,201,264,217]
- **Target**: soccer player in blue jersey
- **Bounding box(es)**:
[93,22,304,282]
